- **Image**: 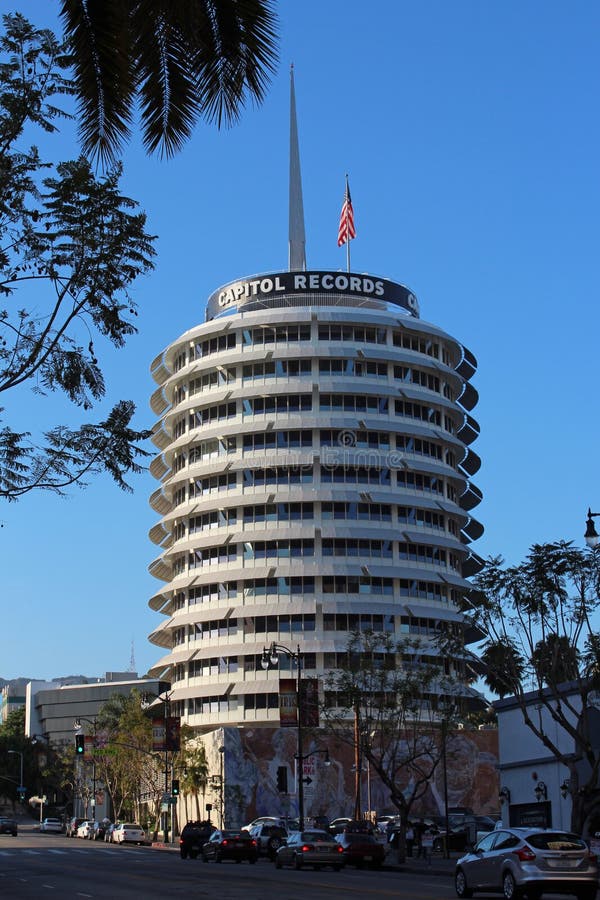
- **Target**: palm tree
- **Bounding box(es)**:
[59,0,279,162]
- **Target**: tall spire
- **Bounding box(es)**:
[288,64,306,271]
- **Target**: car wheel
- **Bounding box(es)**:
[275,857,283,869]
[502,870,520,900]
[215,852,222,863]
[249,857,257,864]
[180,849,188,859]
[455,867,474,898]
[268,837,282,853]
[190,850,198,859]
[333,865,342,872]
[294,854,303,870]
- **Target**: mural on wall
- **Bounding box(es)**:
[196,726,499,828]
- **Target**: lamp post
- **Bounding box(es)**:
[141,684,176,843]
[74,717,97,824]
[7,750,24,801]
[219,746,225,827]
[261,641,306,828]
[585,508,600,547]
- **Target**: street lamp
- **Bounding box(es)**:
[141,684,176,843]
[74,717,98,824]
[218,745,225,828]
[7,750,24,800]
[560,779,570,799]
[499,786,511,804]
[261,641,306,828]
[585,509,600,548]
[534,781,547,802]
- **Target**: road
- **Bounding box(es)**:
[0,825,594,900]
[0,825,456,900]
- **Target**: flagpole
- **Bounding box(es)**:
[345,174,351,273]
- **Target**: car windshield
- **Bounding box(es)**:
[222,830,245,839]
[301,831,330,842]
[122,824,140,830]
[526,832,586,851]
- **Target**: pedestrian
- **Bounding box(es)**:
[421,828,434,866]
[406,823,415,857]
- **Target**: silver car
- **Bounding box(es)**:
[455,827,598,900]
[275,829,345,871]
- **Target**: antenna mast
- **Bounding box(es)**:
[288,64,306,271]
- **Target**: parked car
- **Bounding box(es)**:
[275,829,345,870]
[179,820,216,859]
[91,820,110,841]
[328,817,354,835]
[243,816,298,832]
[66,817,85,838]
[376,815,399,834]
[330,818,374,836]
[201,829,258,864]
[334,832,385,868]
[76,820,94,839]
[455,827,598,900]
[0,817,18,836]
[104,823,116,843]
[433,814,499,854]
[40,818,63,834]
[112,823,146,845]
[248,822,288,859]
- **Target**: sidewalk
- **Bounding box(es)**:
[384,849,459,877]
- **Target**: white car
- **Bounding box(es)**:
[112,823,145,844]
[40,818,63,834]
[76,820,93,839]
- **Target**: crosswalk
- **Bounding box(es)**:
[0,847,150,857]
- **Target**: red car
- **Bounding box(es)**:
[335,832,385,868]
[201,829,258,864]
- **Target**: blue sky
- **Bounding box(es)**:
[2,1,599,681]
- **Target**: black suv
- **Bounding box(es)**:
[66,817,85,838]
[179,820,216,859]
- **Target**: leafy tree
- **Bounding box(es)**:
[0,705,25,738]
[179,728,208,821]
[467,541,600,834]
[95,691,164,824]
[0,13,156,501]
[321,630,467,861]
[59,0,279,162]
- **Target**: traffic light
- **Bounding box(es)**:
[276,766,288,793]
[171,779,179,796]
[75,734,85,755]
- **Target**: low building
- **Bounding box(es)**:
[0,683,26,724]
[494,685,600,833]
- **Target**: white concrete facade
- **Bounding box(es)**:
[147,273,483,731]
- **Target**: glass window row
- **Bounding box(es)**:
[168,576,463,607]
[180,324,456,366]
[172,465,459,503]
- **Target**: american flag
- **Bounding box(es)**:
[337,178,356,247]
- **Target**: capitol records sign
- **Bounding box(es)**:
[206,270,419,320]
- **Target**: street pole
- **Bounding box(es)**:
[219,746,225,828]
[442,719,449,860]
[261,642,305,829]
[296,643,304,830]
[8,750,24,798]
[164,693,170,843]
